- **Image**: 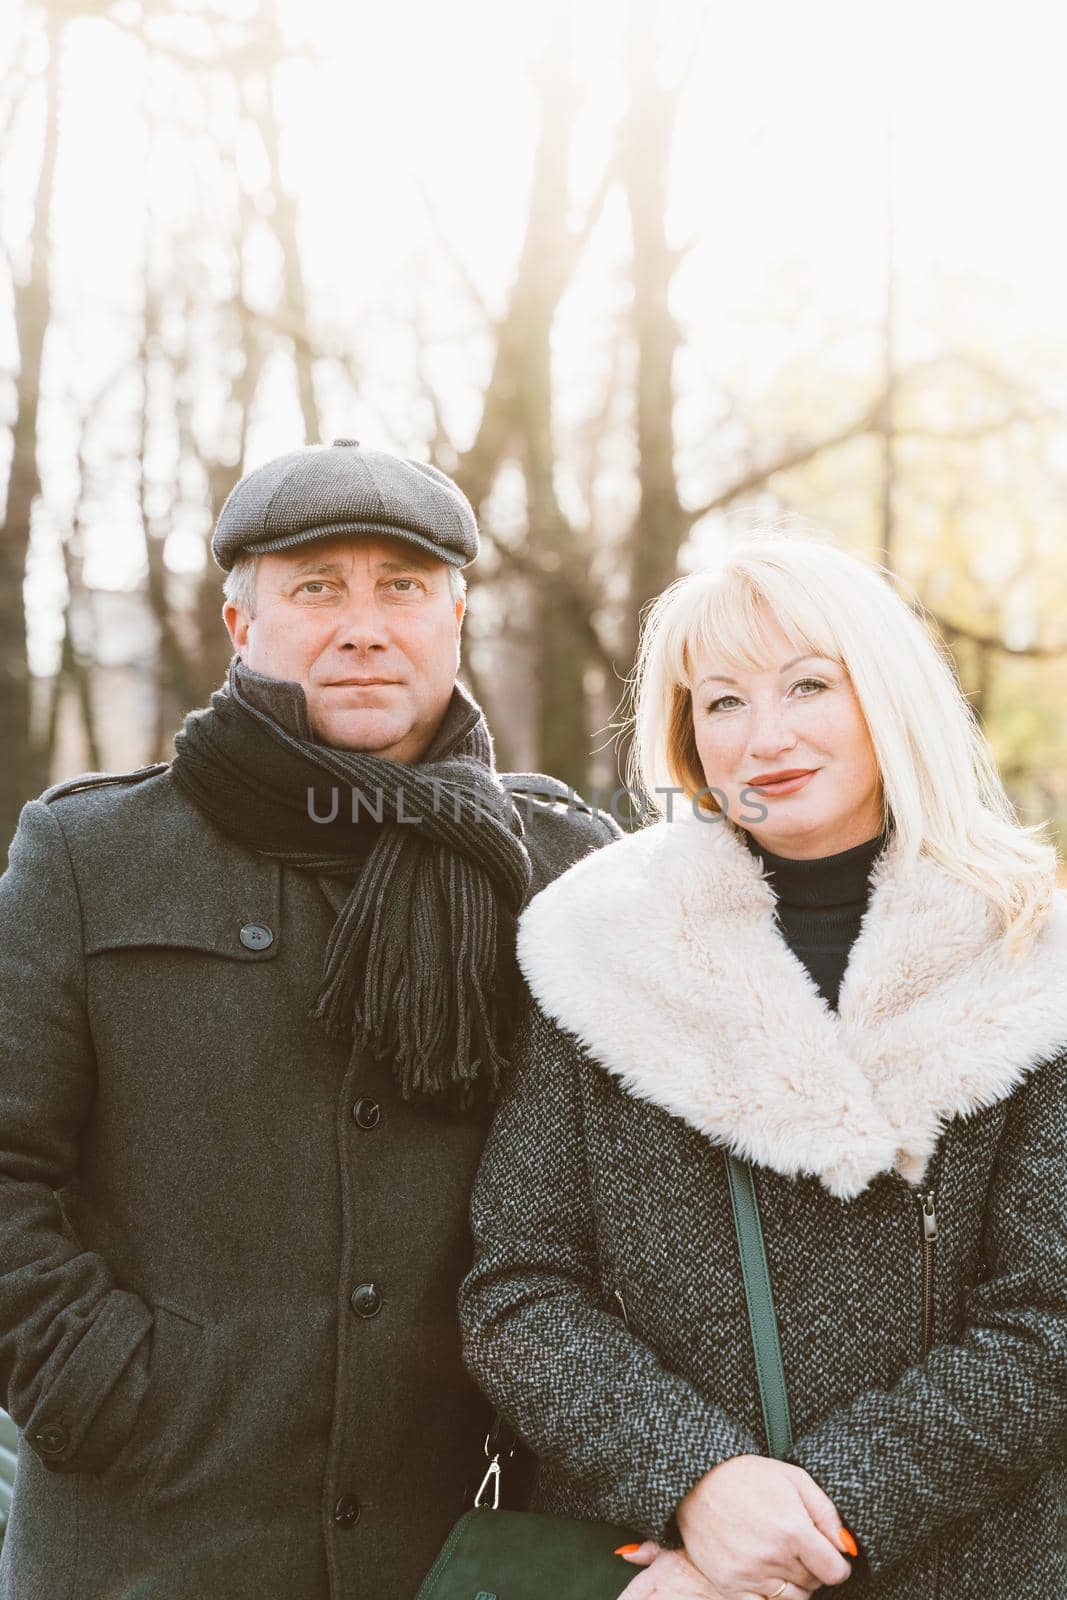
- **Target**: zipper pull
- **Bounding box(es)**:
[919,1191,938,1241]
[613,1287,630,1328]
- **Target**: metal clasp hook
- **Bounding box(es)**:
[474,1453,502,1510]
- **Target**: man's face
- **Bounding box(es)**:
[223,535,465,761]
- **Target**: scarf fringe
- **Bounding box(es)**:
[172,663,532,1106]
[311,838,517,1104]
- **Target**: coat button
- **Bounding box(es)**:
[239,923,274,950]
[333,1495,361,1527]
[34,1422,69,1456]
[352,1098,380,1130]
[350,1282,382,1318]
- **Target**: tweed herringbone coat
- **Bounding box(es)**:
[459,813,1067,1599]
[0,750,615,1600]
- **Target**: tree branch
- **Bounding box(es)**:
[0,16,34,164]
[927,608,1067,659]
[670,1,711,107]
[101,11,247,70]
[681,350,1057,529]
[683,410,876,528]
[413,292,458,463]
[415,181,496,328]
[895,406,1057,443]
[483,534,616,675]
[101,4,319,74]
[565,153,618,270]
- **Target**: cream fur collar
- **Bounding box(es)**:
[517,816,1067,1198]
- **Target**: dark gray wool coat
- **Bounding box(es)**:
[0,714,616,1598]
[460,813,1067,1599]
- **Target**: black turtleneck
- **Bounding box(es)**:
[742,827,889,1011]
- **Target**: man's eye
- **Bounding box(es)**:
[390,578,420,592]
[299,581,328,594]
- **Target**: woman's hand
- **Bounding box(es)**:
[618,1542,816,1599]
[674,1455,853,1595]
[617,1547,741,1598]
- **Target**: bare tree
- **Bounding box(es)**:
[249,0,320,445]
[0,2,62,855]
[44,423,102,774]
[446,7,613,788]
[876,118,898,573]
[620,0,689,658]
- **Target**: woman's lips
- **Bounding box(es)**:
[747,770,818,797]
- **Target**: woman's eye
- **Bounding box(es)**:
[706,679,828,713]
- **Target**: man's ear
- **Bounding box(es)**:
[453,593,466,635]
[223,601,249,655]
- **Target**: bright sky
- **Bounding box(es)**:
[5,0,1067,666]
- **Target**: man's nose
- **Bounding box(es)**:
[335,595,389,650]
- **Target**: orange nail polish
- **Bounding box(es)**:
[839,1526,859,1558]
[614,1544,641,1556]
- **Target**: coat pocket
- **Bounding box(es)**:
[103,1303,206,1500]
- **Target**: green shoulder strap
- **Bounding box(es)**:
[722,1152,793,1460]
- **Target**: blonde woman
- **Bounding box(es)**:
[459,536,1067,1600]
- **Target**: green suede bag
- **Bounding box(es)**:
[415,1507,639,1599]
[416,1151,790,1599]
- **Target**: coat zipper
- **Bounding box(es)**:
[916,1188,941,1597]
[613,1287,630,1329]
[917,1189,938,1358]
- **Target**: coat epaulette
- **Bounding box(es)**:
[41,762,170,806]
[501,772,601,820]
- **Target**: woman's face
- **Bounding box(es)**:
[688,609,884,859]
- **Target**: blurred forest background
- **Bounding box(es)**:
[2,0,1066,866]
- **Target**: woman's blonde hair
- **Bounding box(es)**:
[627,533,1056,953]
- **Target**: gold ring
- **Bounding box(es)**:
[768,1585,788,1599]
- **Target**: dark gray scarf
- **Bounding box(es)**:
[171,657,532,1107]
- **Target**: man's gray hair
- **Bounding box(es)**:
[222,552,467,618]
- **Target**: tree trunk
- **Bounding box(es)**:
[524,27,590,789]
[621,0,686,661]
[257,0,319,444]
[45,433,102,775]
[0,6,62,856]
[454,9,593,789]
[877,121,898,575]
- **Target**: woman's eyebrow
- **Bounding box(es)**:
[696,653,830,688]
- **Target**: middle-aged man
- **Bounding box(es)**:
[0,440,617,1599]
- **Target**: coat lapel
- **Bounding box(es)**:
[517,815,1067,1199]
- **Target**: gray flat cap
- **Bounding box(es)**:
[212,439,478,572]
